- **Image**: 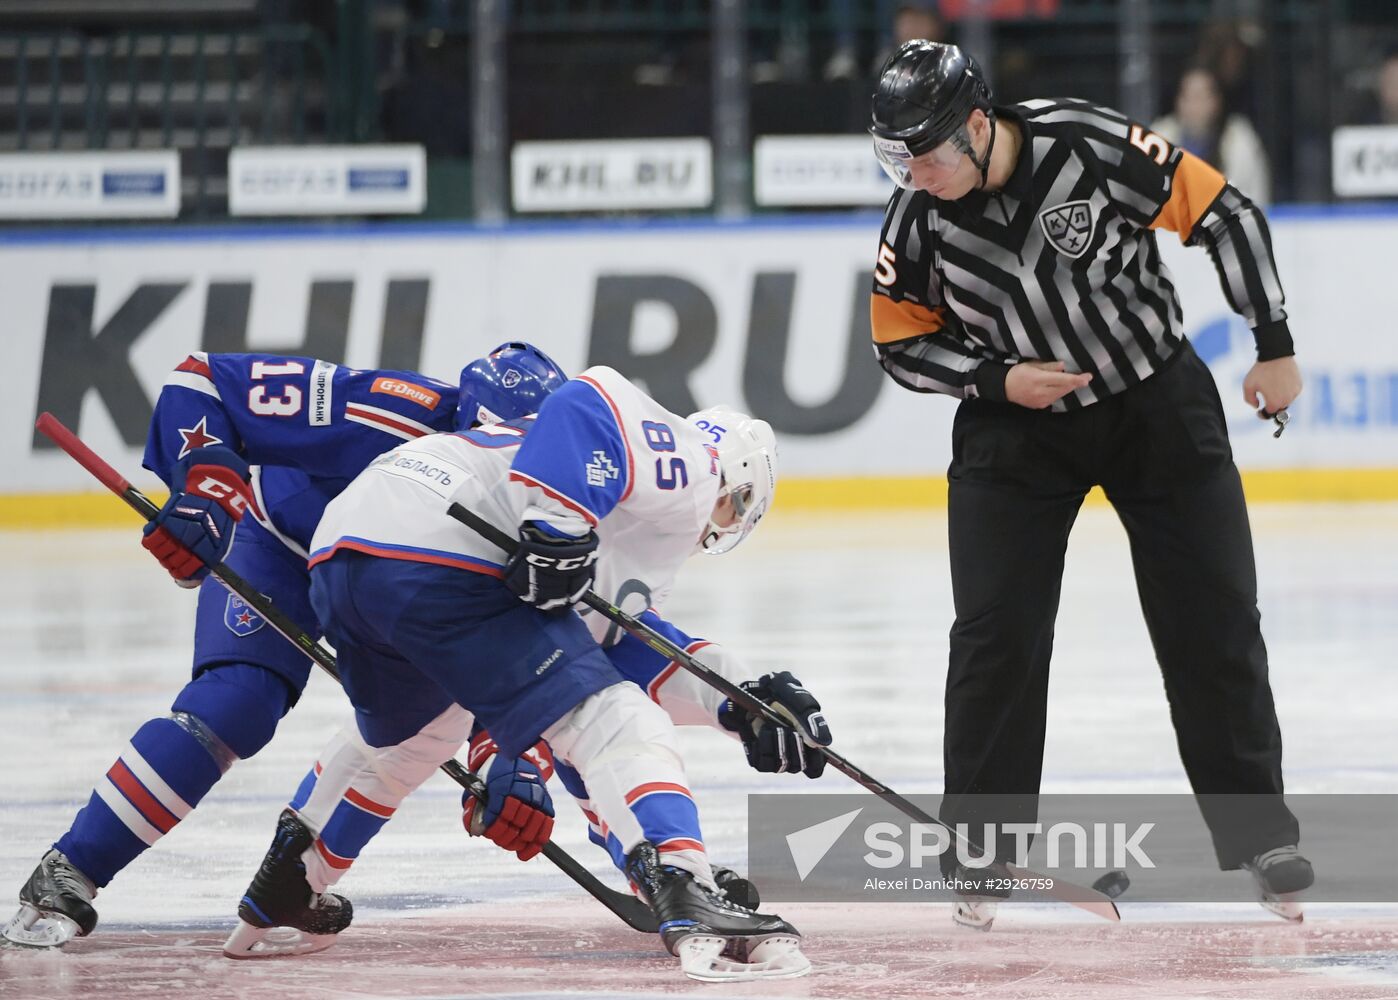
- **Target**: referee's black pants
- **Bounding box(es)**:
[942,342,1299,870]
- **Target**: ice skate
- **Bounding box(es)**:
[950,865,1011,932]
[1243,845,1312,923]
[952,899,998,931]
[2,849,98,949]
[223,809,353,958]
[626,842,809,982]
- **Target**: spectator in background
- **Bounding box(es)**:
[1379,50,1398,124]
[868,4,949,78]
[1153,65,1271,205]
[827,3,949,81]
[1352,47,1398,125]
[1194,18,1264,126]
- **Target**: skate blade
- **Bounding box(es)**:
[953,901,996,932]
[2,904,82,949]
[1260,894,1305,923]
[222,918,340,959]
[676,934,811,982]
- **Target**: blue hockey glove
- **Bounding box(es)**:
[461,731,556,861]
[503,521,599,612]
[141,447,252,587]
[720,671,833,779]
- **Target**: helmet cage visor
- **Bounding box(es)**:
[873,132,967,189]
[699,478,765,555]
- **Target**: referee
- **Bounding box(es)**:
[867,41,1312,929]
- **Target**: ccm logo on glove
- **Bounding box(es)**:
[141,446,253,587]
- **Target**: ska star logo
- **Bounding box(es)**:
[224,595,265,637]
[177,416,224,460]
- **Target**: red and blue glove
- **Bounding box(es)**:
[141,446,253,588]
[462,730,555,861]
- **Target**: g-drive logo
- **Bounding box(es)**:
[786,808,1155,880]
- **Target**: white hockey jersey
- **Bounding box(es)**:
[309,366,723,646]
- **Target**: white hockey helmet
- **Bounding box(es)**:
[687,405,778,555]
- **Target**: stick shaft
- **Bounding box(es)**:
[451,501,1118,919]
[35,413,658,933]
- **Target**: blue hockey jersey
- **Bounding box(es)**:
[143,352,460,554]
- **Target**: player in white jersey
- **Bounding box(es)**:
[227,367,818,982]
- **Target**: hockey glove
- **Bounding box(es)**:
[461,730,556,861]
[141,446,252,588]
[720,671,832,779]
[503,521,599,612]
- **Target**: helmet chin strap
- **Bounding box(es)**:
[972,111,997,190]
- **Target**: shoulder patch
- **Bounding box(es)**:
[371,377,442,410]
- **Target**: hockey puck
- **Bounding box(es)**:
[1092,869,1130,899]
[715,872,761,910]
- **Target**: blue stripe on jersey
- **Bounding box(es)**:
[605,611,698,688]
[318,798,393,863]
[508,378,630,525]
[308,536,504,575]
[452,415,531,449]
[289,766,319,812]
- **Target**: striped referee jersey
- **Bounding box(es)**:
[870,97,1293,410]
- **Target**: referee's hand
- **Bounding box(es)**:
[1243,356,1302,418]
[1005,360,1093,409]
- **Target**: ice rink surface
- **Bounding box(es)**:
[2,502,1396,999]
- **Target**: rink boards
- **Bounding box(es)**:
[1,207,1396,511]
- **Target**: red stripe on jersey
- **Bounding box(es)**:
[315,838,354,870]
[307,539,504,577]
[576,375,635,503]
[175,355,213,379]
[107,760,179,834]
[344,787,395,819]
[645,641,711,703]
[314,761,323,775]
[657,838,706,856]
[646,665,679,704]
[625,781,693,806]
[345,403,429,438]
[507,471,600,526]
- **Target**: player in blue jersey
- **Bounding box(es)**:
[2,343,566,950]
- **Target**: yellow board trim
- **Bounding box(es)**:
[775,469,1398,509]
[3,469,1397,529]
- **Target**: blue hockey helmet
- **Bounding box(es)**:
[455,341,567,430]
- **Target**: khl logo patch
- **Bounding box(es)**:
[502,368,522,389]
[224,595,266,637]
[1038,200,1095,258]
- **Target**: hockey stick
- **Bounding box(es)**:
[449,502,1121,922]
[33,413,659,935]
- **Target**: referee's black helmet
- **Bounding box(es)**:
[870,40,992,156]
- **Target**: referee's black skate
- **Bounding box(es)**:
[1243,845,1313,922]
[223,808,353,958]
[626,842,809,982]
[2,849,98,948]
